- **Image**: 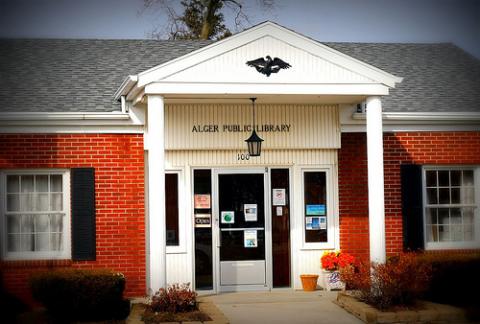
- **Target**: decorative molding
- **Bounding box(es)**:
[246,56,291,77]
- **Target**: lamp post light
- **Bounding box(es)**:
[245,97,264,157]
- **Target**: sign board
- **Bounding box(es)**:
[306,216,327,231]
[306,204,326,216]
[194,194,211,209]
[221,211,235,224]
[276,206,283,216]
[272,189,286,206]
[194,214,211,228]
[319,216,327,229]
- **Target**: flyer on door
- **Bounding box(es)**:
[244,204,257,222]
[244,229,258,248]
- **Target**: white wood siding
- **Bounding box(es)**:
[166,253,192,286]
[165,103,340,150]
[163,36,374,84]
[294,250,326,289]
[166,149,336,168]
[163,103,341,289]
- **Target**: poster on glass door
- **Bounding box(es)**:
[244,229,258,248]
[244,204,257,222]
[306,216,327,230]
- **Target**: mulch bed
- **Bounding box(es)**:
[142,307,212,323]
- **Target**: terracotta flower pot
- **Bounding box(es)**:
[300,274,319,291]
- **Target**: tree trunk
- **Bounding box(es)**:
[200,0,217,39]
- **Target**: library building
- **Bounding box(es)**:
[1,22,479,303]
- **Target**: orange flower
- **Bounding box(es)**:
[321,250,355,271]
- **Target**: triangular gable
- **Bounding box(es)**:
[136,22,402,89]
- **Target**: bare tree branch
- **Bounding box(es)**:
[143,0,275,40]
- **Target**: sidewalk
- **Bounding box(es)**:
[200,290,363,324]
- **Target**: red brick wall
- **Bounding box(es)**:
[0,134,145,305]
[339,132,480,262]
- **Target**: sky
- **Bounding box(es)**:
[0,0,479,58]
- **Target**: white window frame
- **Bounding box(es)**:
[0,169,71,260]
[422,166,480,250]
[299,166,336,250]
[166,169,187,254]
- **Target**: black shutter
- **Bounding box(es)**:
[400,164,424,251]
[71,168,96,261]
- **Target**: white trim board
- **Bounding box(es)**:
[352,112,480,123]
[341,106,480,132]
[136,22,402,88]
[0,125,144,134]
[144,83,391,96]
[342,124,480,133]
[117,21,402,99]
[0,107,145,133]
[0,112,130,121]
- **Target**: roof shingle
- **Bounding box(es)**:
[0,39,479,113]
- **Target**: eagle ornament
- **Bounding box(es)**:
[246,56,291,77]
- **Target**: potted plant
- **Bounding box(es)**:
[320,251,355,291]
[299,274,319,291]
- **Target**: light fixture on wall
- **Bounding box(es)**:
[245,97,264,157]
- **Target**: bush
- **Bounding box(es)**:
[149,283,197,313]
[30,268,130,321]
[341,252,432,310]
[419,252,480,319]
[1,272,28,323]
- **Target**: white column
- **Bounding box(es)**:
[366,96,386,264]
[147,95,166,293]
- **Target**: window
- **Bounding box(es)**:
[301,167,336,249]
[304,171,327,243]
[423,167,479,249]
[165,170,186,253]
[1,170,70,260]
[193,169,213,290]
[165,173,179,246]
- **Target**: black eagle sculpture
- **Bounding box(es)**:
[246,56,291,77]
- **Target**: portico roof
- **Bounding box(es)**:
[118,21,402,101]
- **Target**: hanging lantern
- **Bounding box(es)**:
[245,97,264,157]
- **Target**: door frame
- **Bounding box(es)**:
[212,167,272,292]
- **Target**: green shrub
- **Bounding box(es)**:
[419,252,480,319]
[149,283,197,313]
[341,252,432,310]
[30,268,130,321]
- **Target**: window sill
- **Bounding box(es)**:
[166,246,187,254]
[301,242,335,250]
[1,259,73,268]
[425,242,480,251]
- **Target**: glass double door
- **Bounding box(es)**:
[215,170,269,291]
